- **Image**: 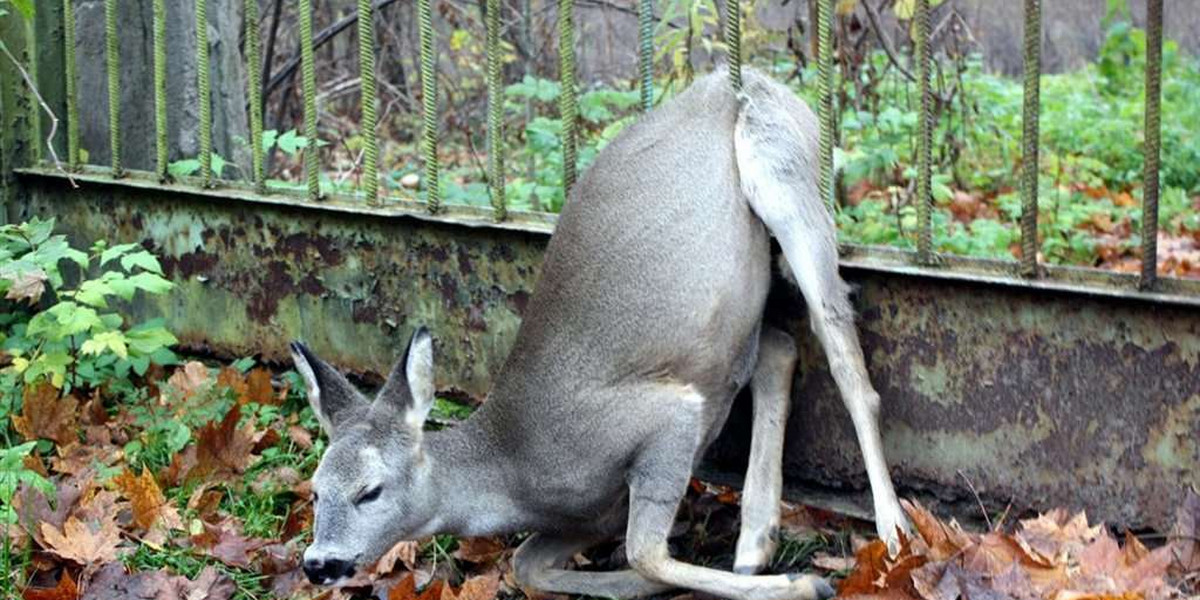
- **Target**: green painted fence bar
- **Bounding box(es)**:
[558,0,578,195]
[1140,0,1163,289]
[1020,0,1041,277]
[357,0,379,205]
[245,0,266,193]
[725,0,741,90]
[638,0,654,111]
[914,0,933,263]
[486,0,506,221]
[816,0,834,210]
[153,0,168,181]
[105,0,122,177]
[418,0,440,212]
[196,0,212,186]
[62,0,79,170]
[299,0,321,200]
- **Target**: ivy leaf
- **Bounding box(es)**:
[120,250,165,275]
[127,272,173,295]
[100,242,140,267]
[261,129,279,152]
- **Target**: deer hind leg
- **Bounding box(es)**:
[733,326,797,575]
[734,76,908,549]
[512,533,674,598]
[623,391,833,600]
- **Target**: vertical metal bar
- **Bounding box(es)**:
[153,0,168,181]
[914,0,933,262]
[62,0,79,169]
[358,0,379,204]
[418,0,440,212]
[105,0,122,177]
[816,0,834,210]
[725,0,741,90]
[1140,0,1163,289]
[1019,0,1041,277]
[245,0,266,193]
[196,0,212,185]
[24,5,42,165]
[299,0,321,200]
[638,0,654,111]
[486,0,506,220]
[559,0,578,195]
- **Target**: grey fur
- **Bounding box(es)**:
[296,68,908,599]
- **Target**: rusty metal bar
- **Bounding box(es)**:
[1019,0,1041,277]
[486,0,507,220]
[299,0,321,200]
[816,0,834,210]
[559,0,578,195]
[914,0,933,263]
[725,0,741,90]
[197,0,212,185]
[105,0,123,177]
[418,0,440,212]
[1140,0,1163,289]
[638,0,654,111]
[357,0,379,204]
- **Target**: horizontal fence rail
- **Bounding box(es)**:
[1,0,1184,296]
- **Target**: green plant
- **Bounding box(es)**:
[0,218,179,402]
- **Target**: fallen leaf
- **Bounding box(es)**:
[375,540,420,575]
[811,552,856,572]
[191,519,269,569]
[244,368,278,405]
[454,571,501,600]
[113,468,180,533]
[81,563,235,600]
[168,362,211,400]
[1168,488,1199,575]
[189,405,257,483]
[12,383,78,445]
[287,425,313,450]
[5,267,49,304]
[454,537,506,565]
[22,571,79,600]
[41,516,123,565]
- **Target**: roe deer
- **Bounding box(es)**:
[292,67,908,600]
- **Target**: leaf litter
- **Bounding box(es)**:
[6,360,1198,600]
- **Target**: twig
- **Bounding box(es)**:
[0,41,76,188]
[862,0,915,84]
[264,0,403,100]
[956,469,993,531]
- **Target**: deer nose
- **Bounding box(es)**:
[303,556,356,584]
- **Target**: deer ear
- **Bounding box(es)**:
[290,342,365,436]
[374,327,435,430]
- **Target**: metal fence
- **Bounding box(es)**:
[4,0,1190,296]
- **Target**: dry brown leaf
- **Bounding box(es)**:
[112,469,180,533]
[22,571,79,600]
[454,537,506,565]
[51,443,118,477]
[189,405,258,483]
[455,571,502,600]
[5,268,49,304]
[81,562,235,600]
[811,552,856,572]
[191,519,269,569]
[375,540,420,575]
[216,367,249,400]
[388,573,419,600]
[1017,509,1102,564]
[903,500,971,562]
[168,362,211,399]
[41,516,123,565]
[244,368,278,405]
[1168,488,1199,576]
[12,383,78,445]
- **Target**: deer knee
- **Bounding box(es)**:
[626,541,670,582]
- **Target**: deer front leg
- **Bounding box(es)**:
[512,533,674,599]
[624,424,833,600]
[734,326,798,574]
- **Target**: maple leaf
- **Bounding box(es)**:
[41,515,124,565]
[453,537,506,565]
[191,519,269,569]
[12,383,78,445]
[1016,509,1102,564]
[22,571,79,600]
[81,563,235,600]
[16,473,87,546]
[5,267,49,304]
[244,368,279,405]
[188,405,258,483]
[903,500,971,562]
[374,540,420,576]
[112,468,182,534]
[167,361,211,400]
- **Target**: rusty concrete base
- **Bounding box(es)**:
[16,170,1200,532]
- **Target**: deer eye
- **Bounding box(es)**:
[356,486,382,505]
